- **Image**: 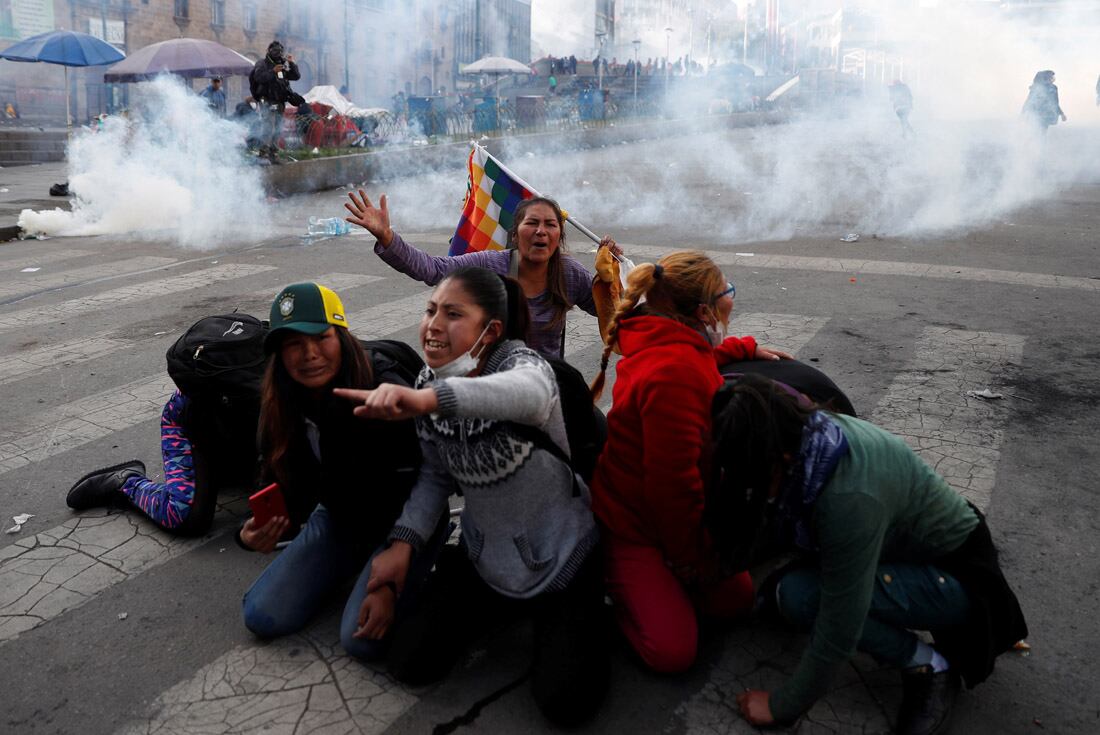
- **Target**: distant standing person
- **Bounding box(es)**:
[548,74,557,95]
[199,76,227,117]
[1021,70,1066,134]
[888,80,914,137]
[249,40,302,163]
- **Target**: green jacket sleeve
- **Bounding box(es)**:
[770,493,890,722]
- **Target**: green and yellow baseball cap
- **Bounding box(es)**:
[265,282,349,352]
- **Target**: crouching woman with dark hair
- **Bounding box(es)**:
[708,375,1027,735]
[240,282,425,661]
[334,266,609,727]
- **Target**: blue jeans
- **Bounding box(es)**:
[775,563,971,667]
[242,505,446,660]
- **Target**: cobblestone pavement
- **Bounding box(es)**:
[1,132,1097,734]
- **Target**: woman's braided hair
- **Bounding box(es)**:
[589,250,726,401]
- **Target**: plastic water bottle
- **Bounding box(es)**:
[307,217,351,237]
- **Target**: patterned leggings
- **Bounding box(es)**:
[121,391,215,536]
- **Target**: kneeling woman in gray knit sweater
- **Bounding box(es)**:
[334,266,608,727]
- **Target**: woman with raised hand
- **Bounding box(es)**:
[345,191,618,358]
[589,251,763,674]
[708,375,1027,735]
[333,266,608,727]
[239,282,431,662]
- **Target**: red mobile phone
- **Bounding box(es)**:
[248,483,288,528]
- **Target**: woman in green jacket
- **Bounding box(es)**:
[706,375,1027,735]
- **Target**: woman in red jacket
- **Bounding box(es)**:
[590,250,781,673]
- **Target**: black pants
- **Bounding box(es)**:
[387,546,610,727]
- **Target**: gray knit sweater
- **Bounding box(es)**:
[389,339,599,598]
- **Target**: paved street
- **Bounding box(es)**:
[0,126,1098,734]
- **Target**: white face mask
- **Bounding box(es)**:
[429,322,495,379]
[704,309,728,348]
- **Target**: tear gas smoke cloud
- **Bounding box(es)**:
[18,2,1100,250]
[375,2,1100,247]
[19,77,267,248]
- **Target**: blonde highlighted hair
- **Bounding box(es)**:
[589,250,727,401]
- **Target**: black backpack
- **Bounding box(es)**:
[166,314,268,399]
[166,314,268,484]
[248,64,261,102]
[512,356,606,491]
[718,358,857,416]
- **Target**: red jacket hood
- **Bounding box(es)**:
[617,315,712,359]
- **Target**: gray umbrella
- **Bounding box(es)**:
[103,38,253,83]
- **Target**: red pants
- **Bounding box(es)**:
[604,539,753,673]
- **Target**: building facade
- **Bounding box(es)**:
[610,0,728,66]
[0,0,529,122]
[0,0,346,123]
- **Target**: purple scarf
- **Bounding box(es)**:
[776,412,849,551]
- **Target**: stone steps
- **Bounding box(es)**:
[0,129,68,166]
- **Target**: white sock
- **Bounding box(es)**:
[908,641,950,673]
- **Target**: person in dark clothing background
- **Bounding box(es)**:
[199,77,227,117]
[888,80,915,137]
[1021,70,1066,135]
[248,40,302,163]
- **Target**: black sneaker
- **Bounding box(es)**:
[66,460,146,511]
[897,666,961,735]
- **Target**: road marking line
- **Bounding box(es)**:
[869,327,1025,511]
[0,249,92,271]
[624,243,1100,293]
[0,256,176,301]
[0,336,134,386]
[0,374,174,474]
[115,611,420,735]
[0,263,276,334]
[347,288,435,339]
[0,274,386,388]
[0,282,431,637]
[0,274,393,473]
[246,272,384,300]
[0,510,204,643]
[0,280,435,642]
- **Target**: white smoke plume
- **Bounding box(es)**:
[366,2,1100,248]
[18,76,268,249]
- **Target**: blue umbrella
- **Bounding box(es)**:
[0,29,126,128]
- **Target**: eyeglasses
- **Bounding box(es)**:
[715,281,736,300]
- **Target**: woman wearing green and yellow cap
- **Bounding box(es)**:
[240,282,437,662]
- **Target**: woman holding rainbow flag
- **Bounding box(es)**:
[346,186,613,359]
[346,145,625,358]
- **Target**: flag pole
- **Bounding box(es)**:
[476,143,621,258]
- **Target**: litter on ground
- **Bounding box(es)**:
[966,389,1004,400]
